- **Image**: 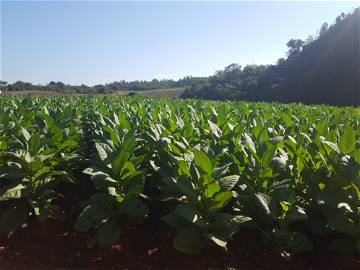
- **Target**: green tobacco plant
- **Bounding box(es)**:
[159,148,251,254]
[75,130,148,247]
[304,125,360,254]
[0,125,79,233]
[0,96,359,258]
[228,132,314,256]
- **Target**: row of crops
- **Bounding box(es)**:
[0,96,359,258]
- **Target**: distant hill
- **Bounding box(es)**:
[182,8,360,106]
[2,77,204,95]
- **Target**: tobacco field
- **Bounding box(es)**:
[0,96,359,264]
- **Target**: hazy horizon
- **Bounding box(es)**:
[1,1,358,86]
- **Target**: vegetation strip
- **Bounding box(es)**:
[0,96,359,259]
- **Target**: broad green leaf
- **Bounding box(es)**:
[193,149,212,175]
[112,151,131,177]
[97,221,121,247]
[0,140,7,150]
[162,211,191,231]
[261,144,276,166]
[208,213,241,238]
[29,134,41,155]
[208,120,222,138]
[322,140,340,154]
[218,175,240,191]
[174,205,207,228]
[123,173,145,195]
[255,193,271,215]
[74,205,96,232]
[119,196,148,218]
[0,184,25,201]
[353,149,360,163]
[204,182,221,197]
[95,143,110,161]
[209,191,233,212]
[231,215,252,225]
[339,126,355,154]
[279,201,289,212]
[173,227,205,254]
[244,133,256,153]
[21,127,31,141]
[203,233,227,249]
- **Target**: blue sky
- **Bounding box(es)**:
[1,1,358,85]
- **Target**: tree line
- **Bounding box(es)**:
[182,8,360,106]
[0,77,206,94]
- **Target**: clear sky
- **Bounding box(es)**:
[1,1,358,85]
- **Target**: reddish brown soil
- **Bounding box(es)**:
[0,217,359,270]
